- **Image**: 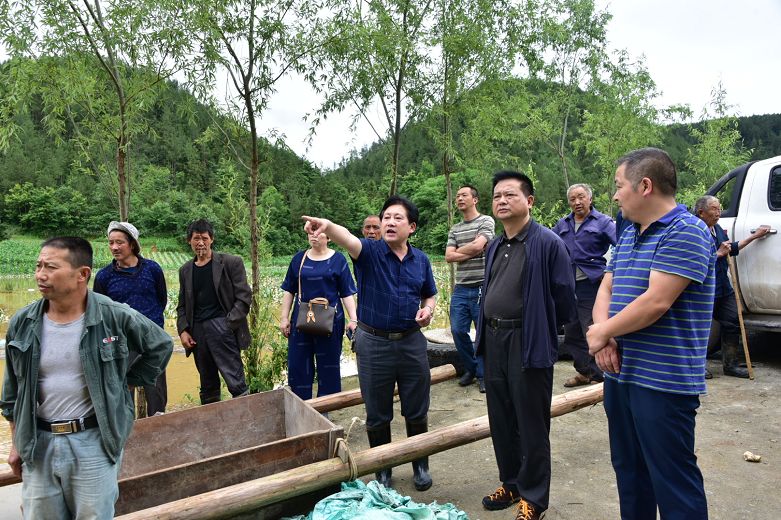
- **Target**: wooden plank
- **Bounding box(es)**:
[115,384,604,520]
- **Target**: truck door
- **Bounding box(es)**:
[732,157,781,314]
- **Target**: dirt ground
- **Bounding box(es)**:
[0,333,778,519]
[329,332,780,520]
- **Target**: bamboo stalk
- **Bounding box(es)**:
[307,364,457,412]
[727,256,755,379]
[116,384,604,520]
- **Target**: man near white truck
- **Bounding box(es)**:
[693,195,770,378]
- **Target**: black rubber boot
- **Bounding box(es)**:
[367,424,393,488]
[406,418,433,491]
[722,333,749,378]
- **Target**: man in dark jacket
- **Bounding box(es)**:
[2,237,172,519]
[476,171,577,520]
[177,219,252,404]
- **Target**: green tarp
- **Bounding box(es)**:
[283,480,469,520]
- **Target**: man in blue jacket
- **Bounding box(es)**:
[2,237,172,519]
[476,171,577,520]
[552,183,615,387]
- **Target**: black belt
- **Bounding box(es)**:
[37,415,98,435]
[357,321,420,340]
[485,317,523,329]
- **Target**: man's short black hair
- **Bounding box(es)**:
[380,195,420,227]
[459,184,479,199]
[186,219,215,241]
[41,237,93,270]
[492,170,534,197]
[616,147,677,196]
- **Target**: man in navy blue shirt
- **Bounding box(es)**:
[303,195,437,492]
[552,184,615,387]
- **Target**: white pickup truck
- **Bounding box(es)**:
[707,155,781,330]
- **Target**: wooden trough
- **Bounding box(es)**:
[115,387,341,517]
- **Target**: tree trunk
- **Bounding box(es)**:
[558,103,571,189]
[247,95,260,330]
[118,133,129,221]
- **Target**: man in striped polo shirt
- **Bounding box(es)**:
[587,148,715,520]
[445,185,495,392]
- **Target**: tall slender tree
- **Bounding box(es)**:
[311,0,434,196]
[183,0,327,317]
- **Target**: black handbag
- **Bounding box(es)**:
[294,250,336,336]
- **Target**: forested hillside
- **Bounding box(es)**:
[2,67,779,256]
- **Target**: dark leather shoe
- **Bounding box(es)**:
[458,371,475,386]
[482,486,520,510]
[478,378,486,393]
[514,498,543,520]
[724,365,749,378]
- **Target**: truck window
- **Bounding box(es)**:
[715,177,737,215]
[770,166,781,210]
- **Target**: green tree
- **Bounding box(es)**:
[575,53,667,214]
[0,1,195,220]
[685,82,752,194]
[184,0,327,322]
[312,0,435,196]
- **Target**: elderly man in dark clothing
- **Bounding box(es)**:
[693,195,770,378]
[303,195,437,492]
[476,171,577,520]
[553,183,615,387]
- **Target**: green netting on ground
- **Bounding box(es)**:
[283,480,469,520]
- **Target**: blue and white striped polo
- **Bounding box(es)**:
[605,204,715,395]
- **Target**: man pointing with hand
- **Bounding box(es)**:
[303,194,437,492]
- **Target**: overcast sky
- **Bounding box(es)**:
[258,0,781,169]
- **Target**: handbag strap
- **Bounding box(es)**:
[297,249,310,303]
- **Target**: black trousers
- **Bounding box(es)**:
[484,325,553,510]
[128,352,168,415]
[560,279,602,380]
[354,327,430,429]
[192,317,248,404]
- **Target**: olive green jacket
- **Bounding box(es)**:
[1,291,173,464]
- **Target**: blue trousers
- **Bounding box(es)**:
[604,379,708,520]
[450,285,484,378]
[287,326,344,400]
[22,428,121,519]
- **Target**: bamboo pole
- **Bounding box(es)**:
[307,364,457,412]
[0,365,458,488]
[727,256,755,379]
[116,384,604,520]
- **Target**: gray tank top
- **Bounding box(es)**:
[37,314,94,421]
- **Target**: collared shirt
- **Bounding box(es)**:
[605,204,715,395]
[552,208,616,283]
[447,214,495,286]
[354,238,437,331]
[483,224,530,319]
